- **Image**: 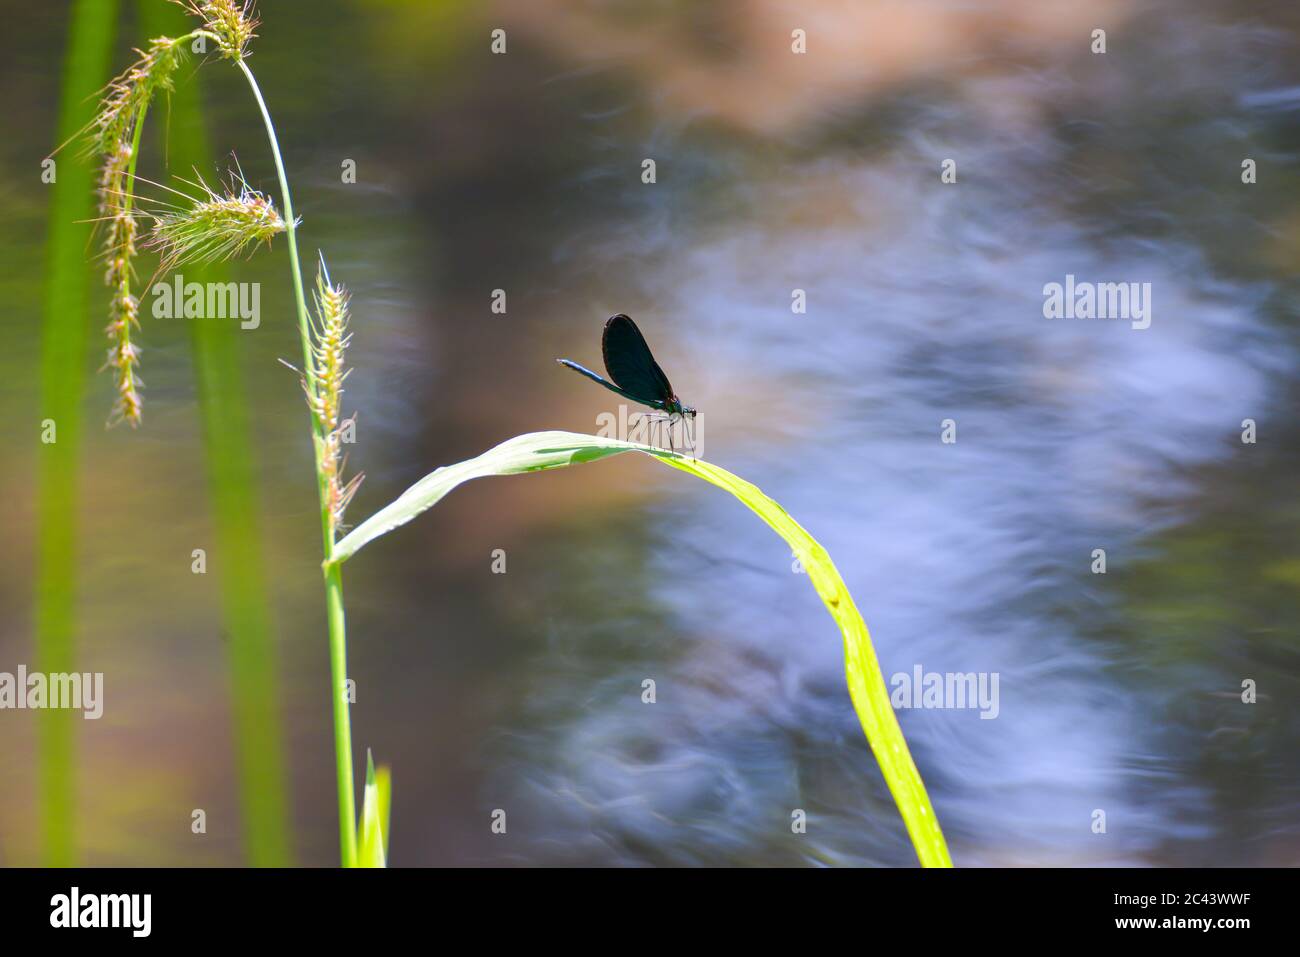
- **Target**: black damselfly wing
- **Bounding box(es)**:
[602,314,675,407]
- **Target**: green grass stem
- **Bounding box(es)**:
[36,0,121,867]
[140,0,293,866]
[235,57,357,868]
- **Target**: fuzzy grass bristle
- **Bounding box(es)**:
[144,173,289,268]
[104,293,143,428]
[305,261,363,533]
[187,0,259,60]
[102,191,143,426]
[85,34,190,428]
[98,143,145,428]
[89,35,188,160]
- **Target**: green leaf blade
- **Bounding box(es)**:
[333,431,952,867]
[357,750,387,868]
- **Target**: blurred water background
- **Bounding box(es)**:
[0,0,1297,865]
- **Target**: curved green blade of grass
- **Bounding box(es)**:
[332,431,952,867]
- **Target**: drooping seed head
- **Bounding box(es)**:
[103,289,143,428]
[83,32,193,429]
[187,0,259,61]
[145,176,288,268]
[88,35,189,160]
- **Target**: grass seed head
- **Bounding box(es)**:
[104,289,143,428]
[89,35,188,159]
[305,262,363,532]
[187,1,259,60]
[85,34,191,428]
[97,144,145,427]
[145,174,288,269]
